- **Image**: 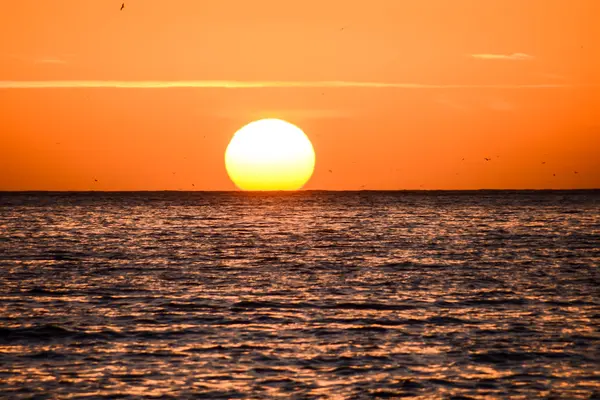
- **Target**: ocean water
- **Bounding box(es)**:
[0,190,598,399]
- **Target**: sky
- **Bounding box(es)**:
[1,0,599,190]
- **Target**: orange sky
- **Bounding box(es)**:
[1,0,599,190]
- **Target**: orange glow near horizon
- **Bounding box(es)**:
[1,0,599,190]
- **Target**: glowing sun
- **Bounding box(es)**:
[225,119,316,191]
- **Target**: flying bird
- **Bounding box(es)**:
[484,157,491,161]
[120,3,125,11]
[541,161,546,165]
[94,179,98,182]
[328,169,333,173]
[574,171,578,174]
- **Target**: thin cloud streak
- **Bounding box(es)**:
[0,80,576,89]
[2,54,70,64]
[216,108,352,120]
[34,58,67,64]
[471,53,534,61]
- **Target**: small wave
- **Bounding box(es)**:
[188,345,226,353]
[326,302,414,311]
[111,372,147,382]
[347,326,390,333]
[309,328,343,337]
[543,299,589,306]
[256,377,298,387]
[308,355,358,366]
[162,301,223,311]
[471,351,535,363]
[26,350,66,360]
[390,379,424,389]
[0,324,124,343]
[23,287,72,296]
[426,316,470,324]
[46,250,89,261]
[368,389,409,398]
[469,351,580,364]
[133,327,211,339]
[231,300,307,310]
[318,317,413,326]
[379,261,424,270]
[192,390,245,399]
[461,298,528,306]
[128,350,188,358]
[251,315,292,324]
[189,344,271,354]
[427,378,471,388]
[330,365,365,376]
[251,367,290,376]
[0,325,75,342]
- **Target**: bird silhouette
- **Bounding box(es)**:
[120,3,125,11]
[328,169,333,173]
[542,161,546,165]
[553,174,556,177]
[484,157,491,161]
[574,171,578,174]
[94,179,98,182]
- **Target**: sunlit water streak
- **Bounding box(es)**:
[0,191,598,399]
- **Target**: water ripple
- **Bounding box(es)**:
[0,190,598,399]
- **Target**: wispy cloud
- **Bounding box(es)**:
[433,95,470,111]
[0,80,574,90]
[3,54,70,64]
[488,99,514,112]
[471,53,534,61]
[542,73,565,80]
[216,108,351,120]
[34,58,67,64]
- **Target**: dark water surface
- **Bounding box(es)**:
[0,191,599,399]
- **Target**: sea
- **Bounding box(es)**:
[0,190,598,399]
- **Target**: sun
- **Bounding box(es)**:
[225,119,316,191]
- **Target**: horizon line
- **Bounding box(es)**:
[1,189,598,193]
[0,80,587,89]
